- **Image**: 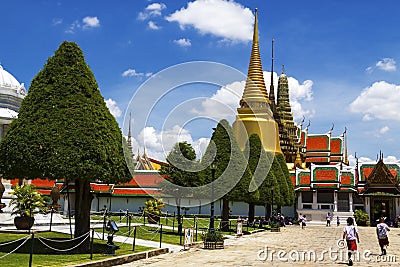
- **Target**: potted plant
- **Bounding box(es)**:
[143,198,165,224]
[9,184,46,230]
[202,230,224,249]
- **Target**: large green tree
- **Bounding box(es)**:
[0,41,131,244]
[245,134,279,221]
[159,141,202,235]
[276,153,295,206]
[201,119,253,231]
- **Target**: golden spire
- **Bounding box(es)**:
[233,8,281,154]
[240,8,270,108]
[294,148,303,169]
[269,38,275,104]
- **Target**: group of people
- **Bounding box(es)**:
[297,212,391,266]
[325,212,341,226]
[342,216,390,266]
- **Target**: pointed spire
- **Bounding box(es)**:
[127,112,133,153]
[269,38,275,104]
[343,127,349,165]
[239,8,270,108]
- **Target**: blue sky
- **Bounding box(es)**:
[1,0,400,164]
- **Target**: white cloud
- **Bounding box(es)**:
[373,126,390,137]
[191,72,315,123]
[148,21,161,30]
[135,125,206,160]
[65,16,100,33]
[82,16,100,29]
[366,58,396,73]
[122,68,152,77]
[174,38,191,47]
[376,58,396,72]
[138,2,167,20]
[65,20,81,34]
[105,98,122,118]
[166,0,254,43]
[52,18,63,26]
[349,81,400,120]
[191,80,245,121]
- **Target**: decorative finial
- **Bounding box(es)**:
[282,64,285,74]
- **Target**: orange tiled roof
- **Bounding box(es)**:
[91,183,112,193]
[119,172,165,187]
[306,135,329,151]
[341,175,352,185]
[113,188,160,196]
[330,138,342,154]
[314,169,337,181]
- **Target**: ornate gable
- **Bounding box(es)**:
[362,159,400,195]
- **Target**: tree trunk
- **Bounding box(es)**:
[221,198,230,231]
[74,179,92,252]
[248,203,255,223]
[266,204,271,221]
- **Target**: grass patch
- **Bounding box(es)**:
[0,231,151,267]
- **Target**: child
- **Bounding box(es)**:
[342,217,359,266]
[326,212,331,226]
[301,215,307,229]
[376,217,390,255]
[337,216,340,227]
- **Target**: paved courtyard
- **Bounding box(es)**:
[116,224,400,267]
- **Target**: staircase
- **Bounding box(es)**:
[333,211,355,226]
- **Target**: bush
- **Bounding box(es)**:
[354,210,369,226]
[201,230,224,242]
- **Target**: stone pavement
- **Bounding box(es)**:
[115,224,400,267]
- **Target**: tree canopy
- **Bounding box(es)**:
[0,41,132,242]
[0,41,130,183]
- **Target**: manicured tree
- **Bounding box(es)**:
[159,141,201,235]
[201,119,252,231]
[271,156,289,211]
[276,153,295,206]
[0,41,131,246]
[245,134,280,220]
[244,134,265,222]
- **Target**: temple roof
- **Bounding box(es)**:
[0,65,26,97]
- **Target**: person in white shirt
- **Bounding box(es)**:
[342,217,359,266]
[376,217,390,255]
[326,212,331,226]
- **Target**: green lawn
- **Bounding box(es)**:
[0,231,151,267]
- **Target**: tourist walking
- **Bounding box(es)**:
[342,217,359,266]
[376,217,390,255]
[301,215,307,229]
[326,212,331,226]
[337,216,340,227]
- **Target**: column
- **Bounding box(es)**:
[297,192,302,210]
[312,190,318,209]
[365,197,370,219]
[334,191,338,212]
[349,193,353,212]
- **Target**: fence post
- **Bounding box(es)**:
[102,215,106,240]
[195,222,198,242]
[126,209,129,226]
[128,215,131,236]
[159,224,163,248]
[29,231,35,267]
[132,226,137,251]
[90,228,95,260]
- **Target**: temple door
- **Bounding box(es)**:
[337,192,349,212]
